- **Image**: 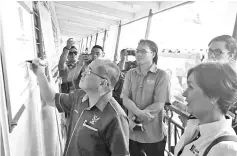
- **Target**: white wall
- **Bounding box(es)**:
[0,2,63,156]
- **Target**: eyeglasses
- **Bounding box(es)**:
[69,51,78,55]
[85,67,107,80]
[135,49,153,55]
[208,48,230,56]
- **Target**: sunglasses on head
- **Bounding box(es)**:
[69,51,78,55]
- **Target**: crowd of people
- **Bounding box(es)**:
[30,34,237,156]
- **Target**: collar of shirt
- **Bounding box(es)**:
[81,91,112,111]
[198,115,232,137]
[135,63,157,75]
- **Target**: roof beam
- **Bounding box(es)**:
[58,19,104,32]
[61,30,87,38]
[116,1,160,11]
[134,1,188,19]
[55,3,119,25]
[124,1,159,6]
[56,14,110,30]
[59,24,97,35]
[118,1,160,9]
[59,20,100,32]
[56,1,134,20]
[86,1,140,12]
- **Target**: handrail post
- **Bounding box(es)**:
[103,30,107,50]
[80,38,83,53]
[145,9,153,39]
[95,32,98,45]
[89,35,92,50]
[168,118,171,152]
[174,126,177,145]
[114,21,122,63]
[85,36,88,49]
[232,13,237,39]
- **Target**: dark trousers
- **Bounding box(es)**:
[129,136,166,156]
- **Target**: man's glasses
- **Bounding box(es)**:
[208,48,229,56]
[69,51,78,55]
[135,49,153,55]
[85,67,107,80]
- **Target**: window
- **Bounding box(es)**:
[149,3,204,51]
[118,18,147,61]
[86,36,91,50]
[104,26,119,61]
[96,32,104,47]
[81,38,88,53]
[90,35,96,51]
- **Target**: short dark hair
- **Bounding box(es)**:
[138,39,158,64]
[208,35,237,61]
[96,60,120,88]
[187,62,237,114]
[92,45,103,52]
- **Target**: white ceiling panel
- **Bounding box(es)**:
[52,1,191,39]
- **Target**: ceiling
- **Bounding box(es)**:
[51,1,190,40]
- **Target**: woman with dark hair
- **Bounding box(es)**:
[174,62,237,156]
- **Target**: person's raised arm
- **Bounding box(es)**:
[31,59,57,107]
[58,38,74,70]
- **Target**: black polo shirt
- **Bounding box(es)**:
[55,89,130,156]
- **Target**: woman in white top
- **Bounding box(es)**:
[174,62,237,156]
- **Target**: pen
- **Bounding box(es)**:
[83,120,98,131]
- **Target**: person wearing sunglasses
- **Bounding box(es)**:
[66,45,104,91]
[58,38,80,143]
[122,39,170,156]
[31,58,129,156]
[58,38,79,93]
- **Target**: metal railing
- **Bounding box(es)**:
[164,103,189,155]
